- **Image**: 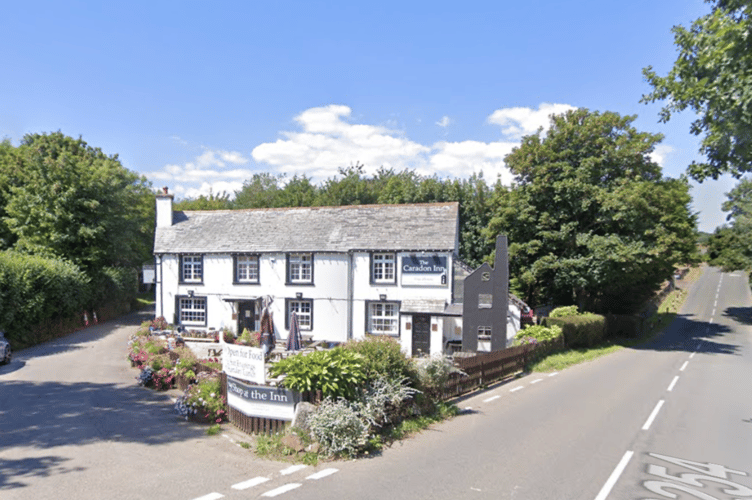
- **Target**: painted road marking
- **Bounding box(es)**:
[306,468,339,480]
[689,351,696,359]
[530,378,543,384]
[680,361,689,371]
[280,465,307,475]
[642,400,665,431]
[510,386,524,392]
[193,494,224,500]
[548,372,559,377]
[483,395,501,403]
[261,484,302,497]
[593,450,634,500]
[667,376,679,392]
[232,477,270,490]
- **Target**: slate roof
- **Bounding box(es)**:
[154,202,459,254]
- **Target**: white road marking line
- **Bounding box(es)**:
[510,386,524,392]
[548,372,559,377]
[642,400,665,431]
[306,468,339,480]
[232,477,270,490]
[530,378,543,384]
[680,361,689,371]
[594,450,634,500]
[483,395,501,403]
[712,308,716,317]
[280,465,307,475]
[192,494,224,500]
[667,376,679,392]
[689,352,696,359]
[261,483,302,497]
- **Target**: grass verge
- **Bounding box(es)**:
[528,267,699,373]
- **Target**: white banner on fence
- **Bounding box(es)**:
[226,376,298,421]
[222,343,265,384]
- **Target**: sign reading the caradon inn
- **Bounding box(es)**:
[401,255,448,286]
[222,343,265,384]
[226,376,299,421]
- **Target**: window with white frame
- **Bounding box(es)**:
[179,297,206,325]
[235,254,259,283]
[372,252,396,283]
[288,299,313,330]
[288,253,313,284]
[181,255,203,283]
[367,302,399,335]
[478,293,492,309]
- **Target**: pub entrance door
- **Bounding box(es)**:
[412,314,431,356]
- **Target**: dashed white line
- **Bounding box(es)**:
[280,465,307,475]
[530,378,543,384]
[261,483,302,497]
[712,308,716,317]
[642,400,665,430]
[232,477,270,490]
[193,494,224,500]
[667,376,679,392]
[548,372,559,377]
[689,352,696,359]
[306,468,339,480]
[593,450,634,500]
[510,386,524,392]
[680,361,689,372]
[483,395,501,403]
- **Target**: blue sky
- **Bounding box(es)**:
[0,0,736,232]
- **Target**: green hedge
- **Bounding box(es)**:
[605,314,642,339]
[0,250,138,348]
[543,314,605,348]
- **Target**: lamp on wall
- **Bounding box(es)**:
[296,292,303,299]
[188,290,194,297]
[379,294,387,301]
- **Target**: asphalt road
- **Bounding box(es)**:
[1,266,750,500]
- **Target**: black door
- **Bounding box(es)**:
[412,314,431,356]
[237,301,256,333]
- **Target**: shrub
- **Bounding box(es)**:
[175,374,227,423]
[605,314,642,339]
[269,348,366,400]
[343,335,417,384]
[549,305,580,318]
[352,376,418,427]
[237,328,261,347]
[415,355,465,402]
[307,397,369,458]
[544,314,605,348]
[513,324,562,345]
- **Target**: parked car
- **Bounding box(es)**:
[0,331,11,364]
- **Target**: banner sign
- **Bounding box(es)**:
[222,343,265,384]
[226,376,299,421]
[401,255,448,286]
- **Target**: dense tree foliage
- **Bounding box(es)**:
[707,176,752,270]
[642,0,752,180]
[486,109,698,313]
[0,132,154,272]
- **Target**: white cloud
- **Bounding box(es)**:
[649,144,674,166]
[488,102,577,139]
[429,140,517,184]
[436,116,452,128]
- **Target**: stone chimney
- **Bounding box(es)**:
[155,187,174,228]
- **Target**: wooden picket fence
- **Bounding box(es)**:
[442,337,565,399]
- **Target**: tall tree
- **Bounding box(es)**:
[486,109,698,313]
[708,176,752,270]
[1,132,154,271]
[641,1,752,180]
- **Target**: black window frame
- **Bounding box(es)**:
[176,295,208,327]
[179,254,204,284]
[364,299,401,336]
[370,252,397,285]
[286,253,314,285]
[233,253,261,285]
[285,298,314,331]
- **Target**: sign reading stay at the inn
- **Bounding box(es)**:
[401,255,448,286]
[222,343,265,384]
[226,376,299,421]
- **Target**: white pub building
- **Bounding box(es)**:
[153,190,463,357]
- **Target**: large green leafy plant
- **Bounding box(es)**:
[269,348,367,400]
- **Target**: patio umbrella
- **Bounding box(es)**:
[286,312,302,351]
